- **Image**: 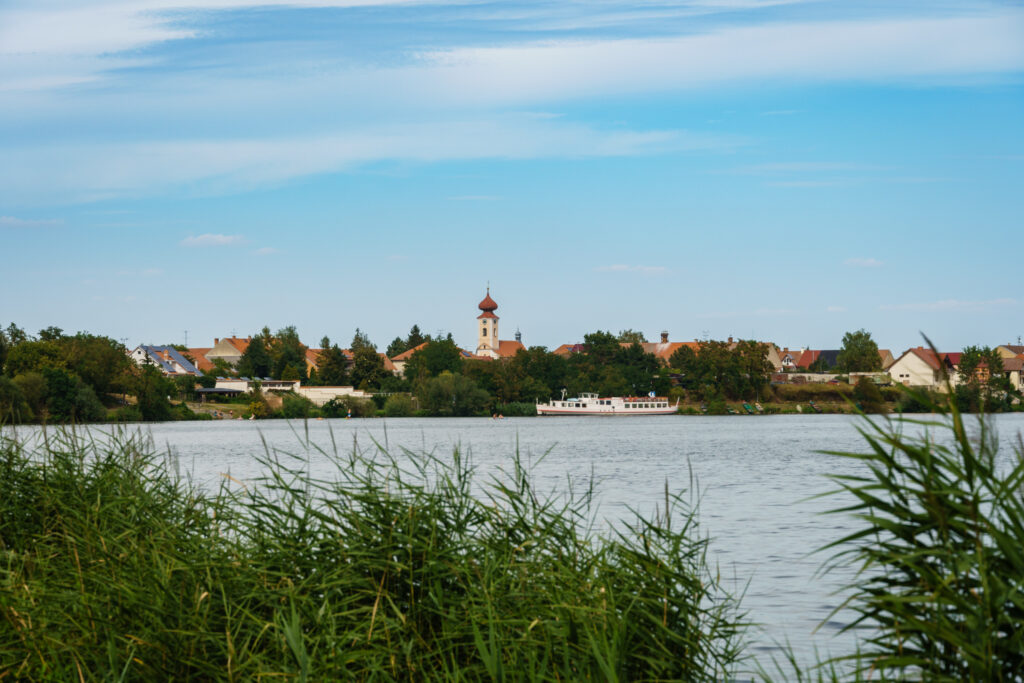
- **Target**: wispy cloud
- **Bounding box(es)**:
[180,233,245,247]
[253,246,278,255]
[845,257,883,268]
[697,307,799,318]
[826,305,846,313]
[880,298,1017,312]
[596,264,668,274]
[1,120,733,204]
[761,109,800,116]
[447,195,502,201]
[736,161,882,174]
[0,215,62,228]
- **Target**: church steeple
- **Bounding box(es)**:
[476,287,500,358]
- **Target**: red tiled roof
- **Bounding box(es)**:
[496,340,525,358]
[187,348,215,373]
[796,350,821,369]
[478,291,497,312]
[1004,357,1024,371]
[477,311,498,320]
[221,336,252,353]
[552,343,585,356]
[392,342,430,362]
[380,353,396,372]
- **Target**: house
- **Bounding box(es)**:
[128,345,200,376]
[996,344,1024,360]
[887,347,956,389]
[552,343,586,357]
[205,336,252,367]
[778,347,805,370]
[795,349,841,371]
[186,347,215,373]
[1004,357,1024,393]
[878,349,896,370]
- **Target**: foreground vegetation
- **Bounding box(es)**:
[0,429,746,680]
[3,382,1023,680]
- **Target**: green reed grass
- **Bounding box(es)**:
[0,427,746,681]
[819,383,1024,681]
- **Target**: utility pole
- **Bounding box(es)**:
[184,330,188,347]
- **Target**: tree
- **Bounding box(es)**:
[42,367,106,423]
[0,376,33,422]
[317,342,350,386]
[238,332,272,379]
[617,329,648,345]
[386,337,407,358]
[417,371,490,416]
[406,324,427,349]
[350,347,387,391]
[351,328,375,353]
[268,326,307,381]
[403,338,463,383]
[837,329,882,373]
[132,364,173,421]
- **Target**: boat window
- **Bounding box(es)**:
[581,404,587,408]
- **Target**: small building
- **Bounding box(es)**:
[887,347,956,389]
[206,336,252,367]
[128,345,199,376]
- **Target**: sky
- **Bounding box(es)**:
[2,0,1023,354]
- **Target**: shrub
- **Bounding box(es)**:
[383,393,415,417]
[494,402,537,417]
[852,376,885,413]
[321,396,375,418]
[281,393,315,419]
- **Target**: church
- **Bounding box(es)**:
[475,288,525,359]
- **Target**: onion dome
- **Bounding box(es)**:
[478,289,498,313]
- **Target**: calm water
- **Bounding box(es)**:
[10,413,1024,670]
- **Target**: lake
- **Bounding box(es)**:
[9,412,1024,671]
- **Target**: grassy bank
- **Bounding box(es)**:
[0,429,744,680]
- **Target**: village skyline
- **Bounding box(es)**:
[3,0,1022,350]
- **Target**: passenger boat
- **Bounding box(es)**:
[536,392,678,416]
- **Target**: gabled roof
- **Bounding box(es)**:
[552,343,585,356]
[1001,345,1024,355]
[496,340,525,358]
[391,341,430,362]
[892,347,958,371]
[187,348,215,373]
[220,336,252,353]
[141,345,199,375]
[1004,357,1024,372]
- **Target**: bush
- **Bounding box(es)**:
[852,376,885,413]
[821,387,1024,679]
[111,405,142,422]
[494,402,537,417]
[774,383,852,402]
[0,430,747,680]
[321,396,375,418]
[281,393,315,419]
[383,393,415,417]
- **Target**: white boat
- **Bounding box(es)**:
[536,392,678,416]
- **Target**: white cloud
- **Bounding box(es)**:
[0,215,62,227]
[180,233,245,247]
[415,12,1024,106]
[880,298,1017,312]
[447,195,502,201]
[826,305,846,313]
[845,257,883,268]
[597,264,668,274]
[253,246,278,255]
[0,120,732,204]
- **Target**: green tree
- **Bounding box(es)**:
[237,331,272,379]
[42,367,106,423]
[0,376,33,423]
[318,340,350,386]
[406,324,428,349]
[13,372,46,419]
[268,326,307,381]
[386,337,407,358]
[133,364,173,422]
[617,329,648,345]
[417,372,490,416]
[837,329,882,373]
[853,376,885,414]
[350,348,387,391]
[403,338,463,383]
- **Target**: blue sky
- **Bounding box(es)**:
[2,0,1022,354]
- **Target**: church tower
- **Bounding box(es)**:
[476,288,499,359]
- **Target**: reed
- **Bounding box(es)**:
[819,383,1024,680]
[0,427,746,680]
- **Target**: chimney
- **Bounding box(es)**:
[247,336,252,342]
[728,336,733,344]
[215,337,220,345]
[660,331,669,344]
